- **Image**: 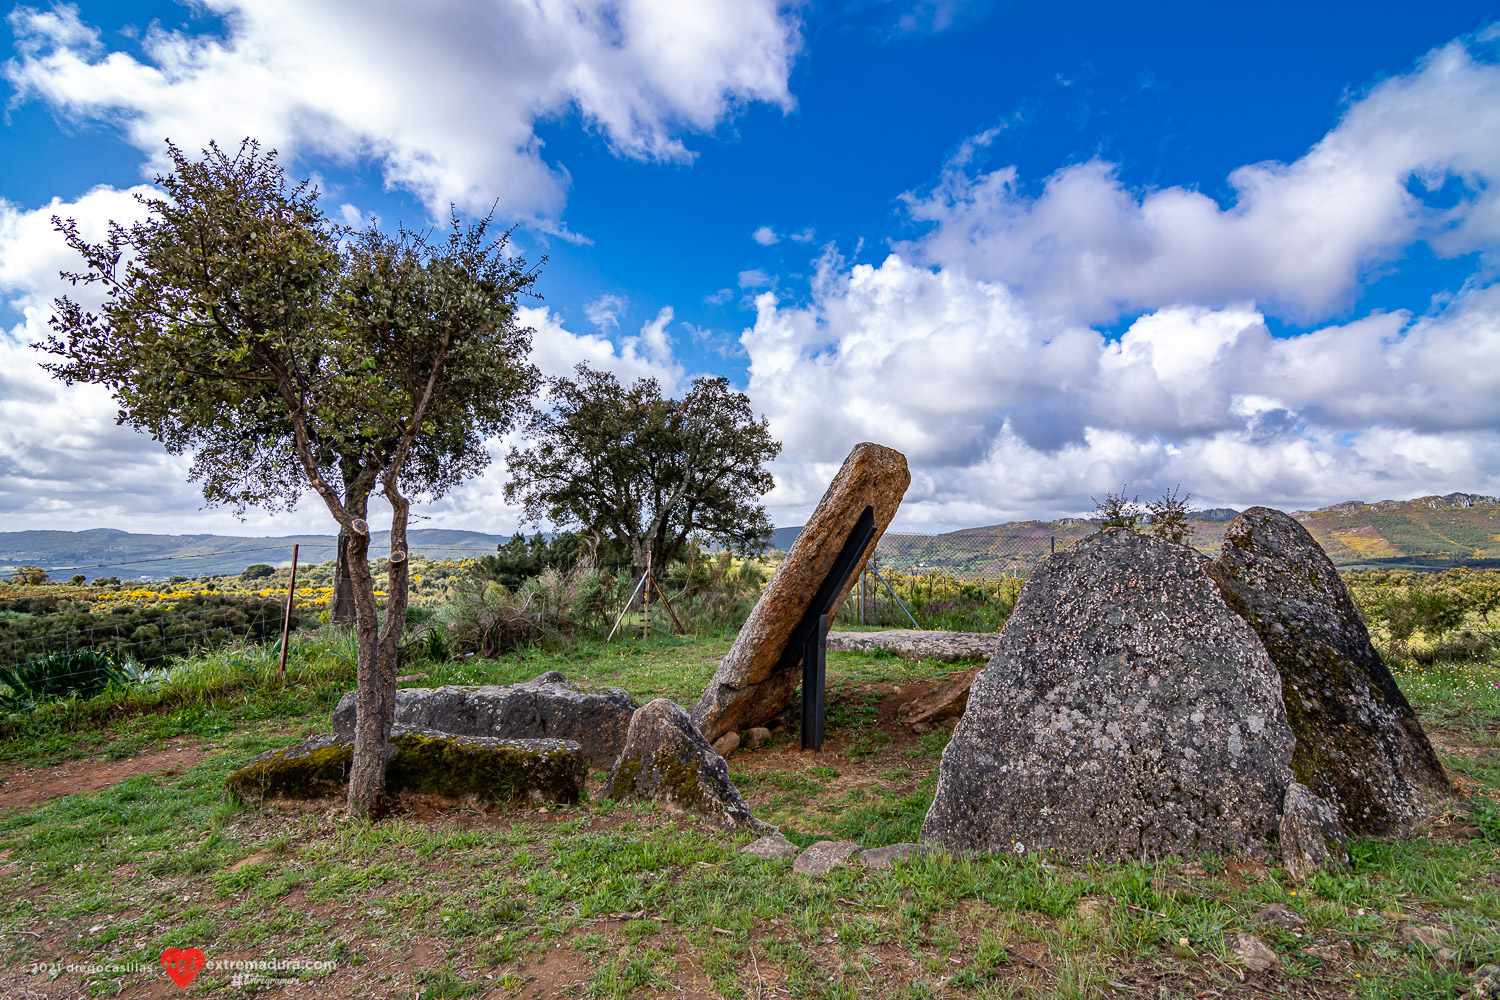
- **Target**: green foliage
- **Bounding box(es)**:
[506,365,780,574]
[1346,568,1498,655]
[239,563,276,582]
[435,563,615,657]
[1146,485,1195,544]
[0,649,139,710]
[1090,486,1143,530]
[471,532,584,590]
[8,565,49,585]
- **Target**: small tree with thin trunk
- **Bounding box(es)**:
[40,140,541,816]
[506,365,780,581]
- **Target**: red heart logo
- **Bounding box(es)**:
[160,948,206,988]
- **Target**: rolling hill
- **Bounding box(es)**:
[777,492,1500,576]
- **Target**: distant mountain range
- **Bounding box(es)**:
[3,493,1495,581]
[0,528,514,581]
[776,493,1500,575]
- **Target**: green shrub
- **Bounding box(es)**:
[0,649,140,710]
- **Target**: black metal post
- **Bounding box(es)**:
[801,613,828,750]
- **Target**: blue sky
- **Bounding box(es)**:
[2,1,1499,536]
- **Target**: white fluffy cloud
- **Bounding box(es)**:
[5,0,800,222]
[743,249,1500,527]
[903,41,1500,325]
[0,190,685,533]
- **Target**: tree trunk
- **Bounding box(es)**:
[345,480,413,818]
[330,476,368,626]
[344,516,393,818]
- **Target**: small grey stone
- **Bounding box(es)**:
[826,630,996,663]
[1280,781,1349,881]
[859,843,929,870]
[1252,903,1307,930]
[741,833,799,860]
[746,727,772,747]
[1233,931,1279,973]
[603,700,772,834]
[792,840,862,876]
[712,732,741,757]
[1466,964,1500,999]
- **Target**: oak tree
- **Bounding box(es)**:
[41,140,541,816]
[506,365,780,580]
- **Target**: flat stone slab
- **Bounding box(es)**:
[741,833,800,860]
[792,840,862,876]
[922,529,1295,860]
[826,630,997,662]
[1209,507,1450,834]
[692,443,910,742]
[604,699,772,833]
[226,728,586,805]
[859,843,930,869]
[332,670,635,766]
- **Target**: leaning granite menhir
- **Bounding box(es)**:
[226,728,586,805]
[604,699,772,833]
[332,670,635,766]
[1208,507,1450,834]
[922,529,1296,859]
[692,442,910,743]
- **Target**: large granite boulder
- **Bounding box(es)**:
[1208,507,1449,834]
[226,728,586,805]
[604,699,772,833]
[332,671,635,766]
[922,529,1295,859]
[692,443,910,742]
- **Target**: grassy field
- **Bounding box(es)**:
[0,629,1496,999]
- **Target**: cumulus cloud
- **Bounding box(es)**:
[752,225,779,245]
[743,251,1500,529]
[738,268,772,289]
[901,40,1500,325]
[5,0,801,221]
[0,190,685,532]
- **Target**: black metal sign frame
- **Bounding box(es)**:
[772,505,878,750]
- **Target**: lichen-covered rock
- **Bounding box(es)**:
[859,843,930,869]
[1279,782,1349,882]
[1209,507,1450,834]
[692,443,910,742]
[825,630,996,662]
[741,833,799,859]
[603,699,772,833]
[332,670,635,766]
[922,529,1295,859]
[226,728,586,805]
[792,841,862,875]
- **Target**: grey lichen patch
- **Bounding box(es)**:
[604,699,772,834]
[921,529,1295,860]
[226,728,585,806]
[1209,507,1450,834]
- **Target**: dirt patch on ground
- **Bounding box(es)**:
[0,741,208,814]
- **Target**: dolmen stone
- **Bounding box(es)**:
[603,699,772,833]
[1208,507,1449,834]
[825,629,997,662]
[332,670,635,766]
[226,728,586,805]
[922,529,1295,859]
[692,442,910,742]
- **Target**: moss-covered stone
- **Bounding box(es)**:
[1209,507,1450,835]
[226,728,585,806]
[604,699,772,833]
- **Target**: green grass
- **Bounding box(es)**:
[0,628,1495,997]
